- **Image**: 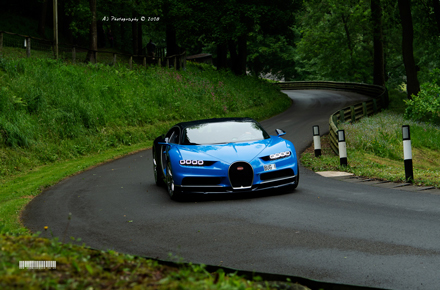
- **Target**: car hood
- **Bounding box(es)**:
[176,137,289,164]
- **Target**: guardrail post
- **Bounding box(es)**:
[350,106,355,123]
[402,125,414,183]
[338,130,347,166]
[113,53,117,66]
[339,110,345,123]
[26,37,31,58]
[313,125,321,157]
[332,115,338,127]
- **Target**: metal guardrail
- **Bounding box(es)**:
[274,81,389,154]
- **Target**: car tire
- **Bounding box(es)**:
[166,160,181,200]
[153,146,164,186]
[288,167,300,191]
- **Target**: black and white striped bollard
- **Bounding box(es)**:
[338,130,347,166]
[313,125,321,157]
[402,125,414,182]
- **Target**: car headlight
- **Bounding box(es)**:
[269,151,291,160]
[180,160,204,166]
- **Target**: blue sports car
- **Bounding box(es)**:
[152,117,299,199]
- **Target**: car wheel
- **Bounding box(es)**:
[153,146,164,186]
[294,167,300,188]
[166,161,181,200]
[288,167,300,191]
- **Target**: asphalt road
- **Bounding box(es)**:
[22,90,440,290]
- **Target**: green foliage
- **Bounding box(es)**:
[341,110,440,157]
[0,56,290,178]
[0,234,287,290]
[65,0,92,39]
[404,69,440,125]
[247,34,296,80]
[295,0,373,82]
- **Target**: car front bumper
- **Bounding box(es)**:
[176,174,298,194]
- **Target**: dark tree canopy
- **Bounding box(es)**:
[3,0,439,92]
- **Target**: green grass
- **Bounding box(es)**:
[0,56,290,181]
[1,234,308,290]
[301,110,440,188]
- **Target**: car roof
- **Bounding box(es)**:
[175,117,257,129]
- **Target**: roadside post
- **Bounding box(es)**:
[402,125,414,182]
[338,130,347,166]
[313,125,321,157]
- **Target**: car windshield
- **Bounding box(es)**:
[182,121,270,145]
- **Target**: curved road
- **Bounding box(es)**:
[23,90,440,290]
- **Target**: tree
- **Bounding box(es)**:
[398,0,420,99]
[433,0,440,34]
[371,0,385,86]
[295,0,373,82]
[85,0,98,63]
[38,0,49,37]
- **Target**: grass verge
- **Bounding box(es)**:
[301,110,440,188]
[0,234,310,290]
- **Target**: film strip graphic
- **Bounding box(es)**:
[19,261,57,269]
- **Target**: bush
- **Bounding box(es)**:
[404,68,440,125]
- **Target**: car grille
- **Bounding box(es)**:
[228,162,253,189]
[260,168,295,181]
[182,177,221,186]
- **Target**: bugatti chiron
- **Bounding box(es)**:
[152,117,299,199]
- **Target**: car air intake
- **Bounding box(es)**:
[260,168,295,181]
[182,177,221,186]
[228,162,253,189]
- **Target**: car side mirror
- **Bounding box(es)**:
[275,129,286,136]
[158,137,170,145]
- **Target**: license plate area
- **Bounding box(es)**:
[264,164,276,171]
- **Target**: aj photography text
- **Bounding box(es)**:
[102,16,160,22]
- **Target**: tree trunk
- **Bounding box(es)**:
[166,23,180,69]
[228,39,238,74]
[85,0,98,63]
[237,34,247,75]
[398,0,420,99]
[432,0,440,35]
[132,10,138,55]
[38,0,48,37]
[216,42,228,70]
[371,0,385,86]
[138,21,143,55]
[341,14,354,69]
